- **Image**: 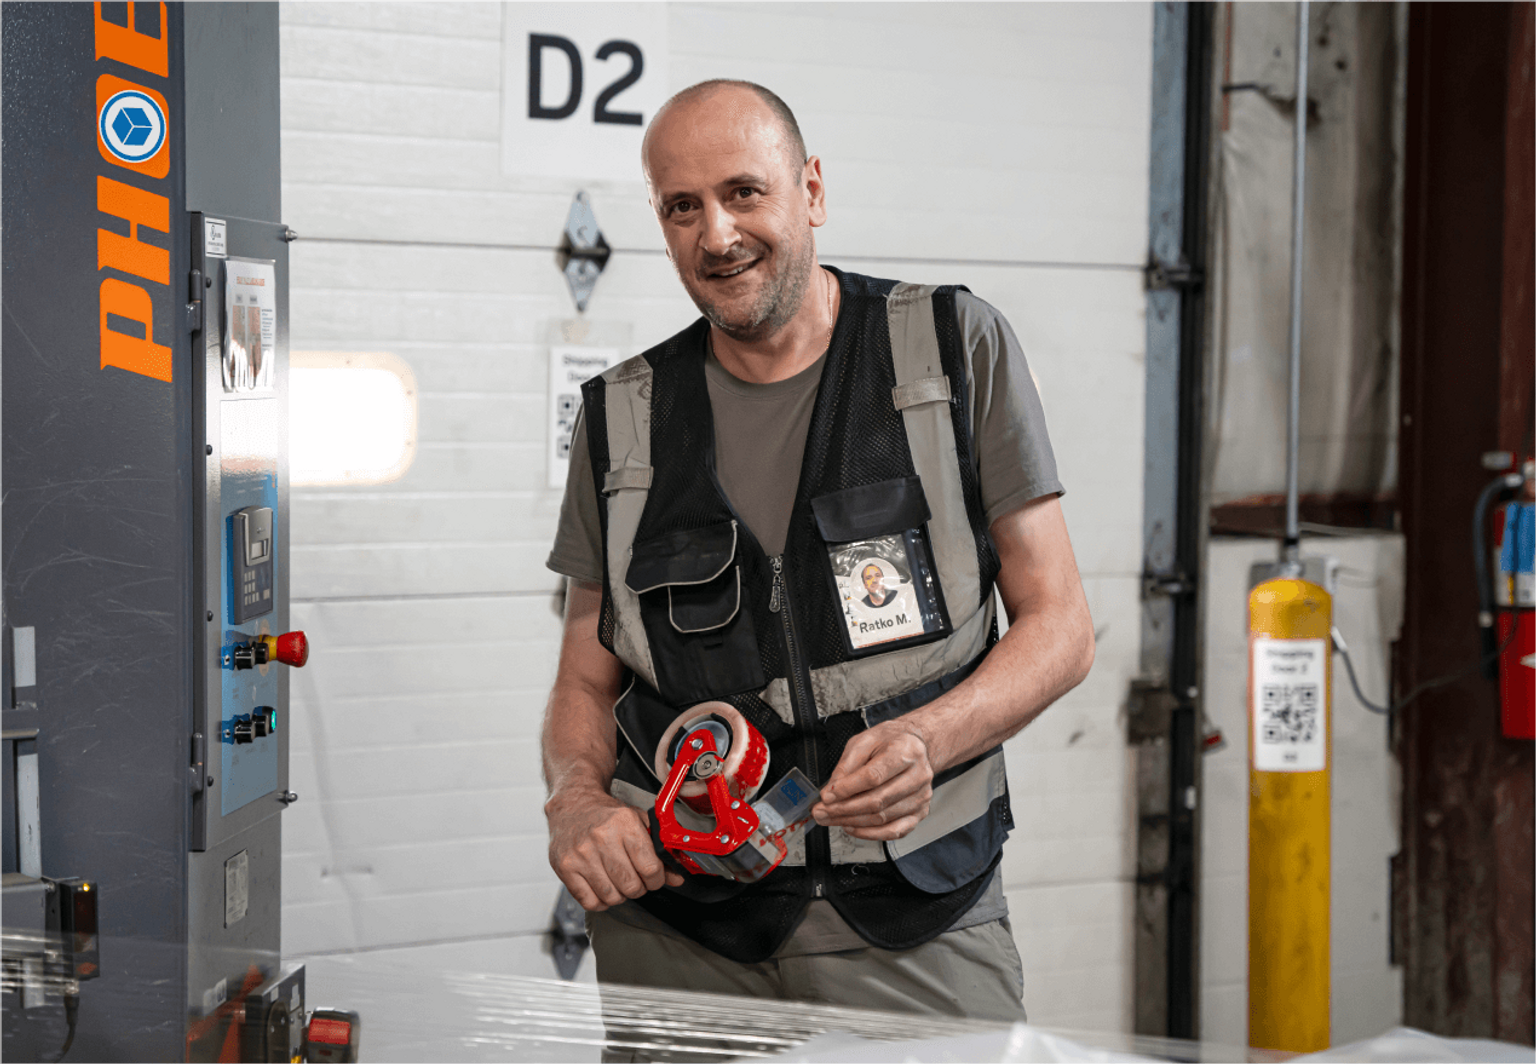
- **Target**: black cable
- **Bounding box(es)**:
[50,991,79,1062]
[1336,467,1527,714]
[1333,620,1518,716]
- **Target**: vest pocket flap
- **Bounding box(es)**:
[625,521,738,593]
[811,476,932,542]
[670,568,740,633]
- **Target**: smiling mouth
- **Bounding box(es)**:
[706,258,760,280]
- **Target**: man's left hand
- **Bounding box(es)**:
[812,720,934,840]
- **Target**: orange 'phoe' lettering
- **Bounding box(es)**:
[94,2,169,77]
[97,176,169,285]
[100,277,172,382]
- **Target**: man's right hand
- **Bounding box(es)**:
[546,787,685,911]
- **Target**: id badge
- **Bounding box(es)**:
[829,531,946,651]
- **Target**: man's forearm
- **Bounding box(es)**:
[541,580,625,805]
[903,590,1093,774]
[542,678,621,802]
[907,499,1094,772]
[542,581,681,906]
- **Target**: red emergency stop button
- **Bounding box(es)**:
[308,1017,350,1044]
[260,630,309,667]
[305,1007,360,1063]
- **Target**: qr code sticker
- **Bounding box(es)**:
[1260,684,1319,745]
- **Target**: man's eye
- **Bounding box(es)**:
[734,187,758,200]
[668,202,693,217]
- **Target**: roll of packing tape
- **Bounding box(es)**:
[654,702,770,807]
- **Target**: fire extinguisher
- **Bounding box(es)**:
[1486,479,1536,733]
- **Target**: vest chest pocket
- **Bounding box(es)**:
[625,520,766,703]
[811,476,952,657]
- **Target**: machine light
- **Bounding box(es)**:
[290,352,417,486]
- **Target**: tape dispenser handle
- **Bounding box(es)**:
[654,730,758,855]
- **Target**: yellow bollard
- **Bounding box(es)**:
[1248,576,1331,1053]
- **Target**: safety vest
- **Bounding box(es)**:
[581,269,1013,962]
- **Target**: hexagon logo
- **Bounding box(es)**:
[99,89,165,165]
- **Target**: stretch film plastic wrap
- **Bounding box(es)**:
[7,930,1535,1062]
[290,950,1535,1064]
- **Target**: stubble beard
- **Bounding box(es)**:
[684,230,816,344]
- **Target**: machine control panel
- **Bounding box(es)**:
[196,224,296,836]
[232,506,274,623]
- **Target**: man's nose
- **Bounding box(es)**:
[699,201,741,258]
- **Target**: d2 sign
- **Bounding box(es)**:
[502,3,669,181]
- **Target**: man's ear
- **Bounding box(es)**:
[804,155,828,228]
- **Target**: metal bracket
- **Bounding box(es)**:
[1143,254,1204,292]
[558,192,611,314]
[1127,680,1179,744]
[1142,569,1195,600]
[5,728,42,877]
[549,885,589,980]
[186,269,204,333]
[190,732,207,795]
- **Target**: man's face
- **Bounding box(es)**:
[643,88,826,343]
[862,566,885,595]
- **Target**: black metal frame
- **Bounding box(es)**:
[1166,2,1215,1040]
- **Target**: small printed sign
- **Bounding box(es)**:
[204,217,227,259]
[222,259,277,392]
[1251,636,1328,772]
[549,346,622,489]
[202,976,228,1016]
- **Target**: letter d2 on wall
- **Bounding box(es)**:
[529,35,645,126]
[503,3,667,181]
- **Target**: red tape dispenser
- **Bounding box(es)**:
[653,704,819,882]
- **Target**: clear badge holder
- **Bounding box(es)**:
[829,531,946,651]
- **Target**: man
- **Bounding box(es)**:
[543,79,1094,1034]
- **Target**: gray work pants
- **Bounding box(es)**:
[586,909,1027,1062]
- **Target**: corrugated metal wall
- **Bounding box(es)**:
[278,2,1151,1033]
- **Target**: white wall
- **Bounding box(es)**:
[1199,535,1404,1046]
[278,2,1152,1035]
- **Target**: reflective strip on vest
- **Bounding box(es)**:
[600,355,660,692]
[886,748,1007,860]
[604,466,653,493]
[892,375,952,410]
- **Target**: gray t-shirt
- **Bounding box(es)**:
[546,290,1062,582]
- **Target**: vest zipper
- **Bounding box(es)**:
[770,554,830,897]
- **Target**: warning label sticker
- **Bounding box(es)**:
[1251,636,1328,772]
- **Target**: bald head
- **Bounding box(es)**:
[643,80,807,188]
